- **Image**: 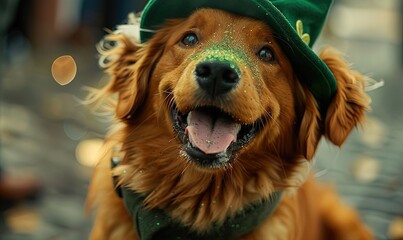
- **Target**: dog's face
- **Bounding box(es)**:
[150,9,298,169]
[107,8,369,173]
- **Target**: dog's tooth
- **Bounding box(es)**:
[187,111,192,125]
[235,123,242,134]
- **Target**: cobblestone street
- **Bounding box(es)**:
[0,1,402,239]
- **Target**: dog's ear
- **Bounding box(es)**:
[298,83,322,160]
[114,49,150,119]
[99,31,165,119]
[320,48,371,146]
[298,48,371,160]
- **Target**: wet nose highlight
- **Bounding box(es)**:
[195,61,240,97]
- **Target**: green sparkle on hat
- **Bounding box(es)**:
[139,0,337,116]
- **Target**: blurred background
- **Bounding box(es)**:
[0,0,401,239]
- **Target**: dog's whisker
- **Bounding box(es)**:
[162,89,173,95]
[270,142,288,180]
[158,98,175,126]
[165,97,176,116]
[155,92,174,124]
[261,107,280,128]
[168,136,178,143]
[160,144,180,154]
[168,97,176,111]
[181,160,191,175]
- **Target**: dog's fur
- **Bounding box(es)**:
[87,9,373,240]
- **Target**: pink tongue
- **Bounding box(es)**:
[185,111,240,154]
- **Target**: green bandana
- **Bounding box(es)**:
[139,0,337,117]
[122,188,283,240]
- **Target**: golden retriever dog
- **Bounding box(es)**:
[86,7,374,240]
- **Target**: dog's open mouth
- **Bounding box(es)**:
[171,105,263,168]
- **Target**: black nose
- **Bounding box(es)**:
[195,61,240,97]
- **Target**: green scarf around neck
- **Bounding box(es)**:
[122,188,282,240]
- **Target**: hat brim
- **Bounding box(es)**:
[140,0,337,115]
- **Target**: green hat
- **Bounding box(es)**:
[139,0,337,115]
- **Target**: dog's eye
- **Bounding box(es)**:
[180,32,199,47]
[257,47,275,63]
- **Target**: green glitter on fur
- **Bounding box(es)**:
[202,55,242,77]
[193,44,260,78]
[190,23,261,79]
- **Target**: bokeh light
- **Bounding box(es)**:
[51,55,77,86]
[75,139,104,167]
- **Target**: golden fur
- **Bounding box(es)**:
[87,9,373,239]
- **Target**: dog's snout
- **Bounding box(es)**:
[195,61,240,97]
